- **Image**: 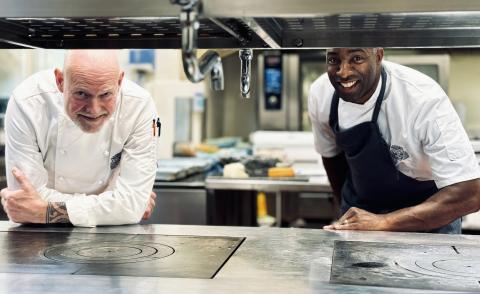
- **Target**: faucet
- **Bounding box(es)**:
[239,49,253,98]
[171,0,224,91]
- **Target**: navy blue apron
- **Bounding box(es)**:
[328,67,461,234]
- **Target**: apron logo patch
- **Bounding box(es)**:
[110,152,122,170]
[390,145,409,165]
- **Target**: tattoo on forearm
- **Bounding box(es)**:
[46,202,71,224]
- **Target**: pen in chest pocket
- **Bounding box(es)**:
[156,118,161,137]
[152,118,161,137]
[152,119,156,137]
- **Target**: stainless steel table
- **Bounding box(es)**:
[149,174,208,225]
[206,176,333,226]
[2,221,480,293]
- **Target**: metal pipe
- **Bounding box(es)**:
[171,0,224,91]
[239,48,252,98]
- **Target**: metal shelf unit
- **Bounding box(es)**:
[0,0,480,49]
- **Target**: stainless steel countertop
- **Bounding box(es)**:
[2,221,480,293]
[154,175,333,193]
[154,173,206,189]
[205,176,332,193]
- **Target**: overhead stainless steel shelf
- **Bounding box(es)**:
[1,0,480,49]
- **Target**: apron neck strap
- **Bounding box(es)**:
[371,66,387,123]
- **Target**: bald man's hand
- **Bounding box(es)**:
[142,191,156,220]
[0,167,47,223]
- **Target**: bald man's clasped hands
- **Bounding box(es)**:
[0,50,159,227]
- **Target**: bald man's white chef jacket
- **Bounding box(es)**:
[5,69,158,227]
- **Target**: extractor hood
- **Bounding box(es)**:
[2,0,480,95]
[1,0,480,49]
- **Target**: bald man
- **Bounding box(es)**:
[0,50,158,227]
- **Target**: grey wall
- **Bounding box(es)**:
[205,52,258,140]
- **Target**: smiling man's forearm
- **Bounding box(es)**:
[383,179,480,231]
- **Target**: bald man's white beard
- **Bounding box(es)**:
[70,112,110,133]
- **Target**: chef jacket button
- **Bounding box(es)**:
[104,150,109,157]
[60,149,66,155]
[59,176,64,181]
[98,180,104,185]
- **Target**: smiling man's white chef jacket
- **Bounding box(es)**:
[4,69,158,227]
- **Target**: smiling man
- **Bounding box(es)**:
[308,48,480,233]
[0,50,158,227]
